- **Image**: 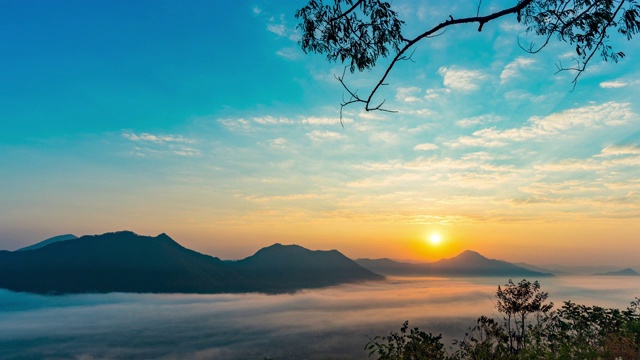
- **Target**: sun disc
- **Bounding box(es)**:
[429,233,442,246]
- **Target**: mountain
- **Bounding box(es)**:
[229,244,382,292]
[356,250,553,277]
[0,231,382,295]
[534,264,622,276]
[594,268,640,276]
[16,234,78,251]
[513,262,569,276]
[0,231,254,294]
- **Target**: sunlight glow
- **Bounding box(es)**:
[428,233,443,246]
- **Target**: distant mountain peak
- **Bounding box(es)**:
[595,267,640,276]
[356,249,553,277]
[17,234,78,252]
[455,250,485,259]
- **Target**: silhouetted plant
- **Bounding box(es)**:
[494,279,554,355]
[367,281,640,359]
[452,316,510,360]
[538,298,640,359]
[365,320,447,360]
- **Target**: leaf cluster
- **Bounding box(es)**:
[365,320,447,360]
[535,298,640,359]
[520,0,640,83]
[295,0,405,73]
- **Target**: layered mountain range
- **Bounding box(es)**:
[4,231,634,295]
[0,231,381,294]
[356,250,553,277]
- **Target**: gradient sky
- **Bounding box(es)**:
[1,0,639,266]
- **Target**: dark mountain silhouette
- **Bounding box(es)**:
[0,231,254,294]
[356,250,553,277]
[229,243,382,292]
[16,234,78,251]
[594,268,640,276]
[0,231,382,295]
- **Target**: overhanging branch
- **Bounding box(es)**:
[357,0,536,113]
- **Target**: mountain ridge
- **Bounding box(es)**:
[356,250,553,277]
[594,267,640,276]
[0,231,381,295]
[16,234,78,252]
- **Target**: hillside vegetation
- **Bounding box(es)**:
[366,279,640,360]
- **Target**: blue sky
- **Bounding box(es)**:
[1,0,639,265]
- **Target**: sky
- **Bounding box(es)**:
[1,0,639,266]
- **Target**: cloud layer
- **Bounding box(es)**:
[1,277,638,359]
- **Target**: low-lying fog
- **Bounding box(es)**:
[1,276,639,359]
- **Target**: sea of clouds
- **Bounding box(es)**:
[1,276,638,359]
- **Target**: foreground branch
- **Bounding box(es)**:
[354,0,535,113]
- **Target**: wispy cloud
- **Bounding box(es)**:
[268,138,288,149]
[357,111,388,120]
[455,115,502,128]
[123,132,194,144]
[500,57,535,84]
[267,23,286,36]
[519,180,603,196]
[306,130,345,141]
[437,67,487,91]
[533,159,603,172]
[172,147,201,157]
[446,102,635,148]
[302,116,352,125]
[276,47,299,60]
[265,13,300,42]
[413,143,439,151]
[122,132,200,157]
[424,88,451,101]
[396,86,422,102]
[599,80,628,88]
[598,144,640,167]
[252,116,294,125]
[241,193,326,202]
[218,118,253,132]
[599,144,640,156]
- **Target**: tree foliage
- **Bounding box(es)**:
[296,0,405,74]
[295,0,640,114]
[365,320,447,360]
[495,279,554,354]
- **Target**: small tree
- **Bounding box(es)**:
[494,279,554,355]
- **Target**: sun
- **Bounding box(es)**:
[428,233,443,246]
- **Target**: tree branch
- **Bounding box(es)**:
[329,0,365,22]
[556,0,627,88]
[361,0,535,112]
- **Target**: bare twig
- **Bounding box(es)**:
[554,0,626,89]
